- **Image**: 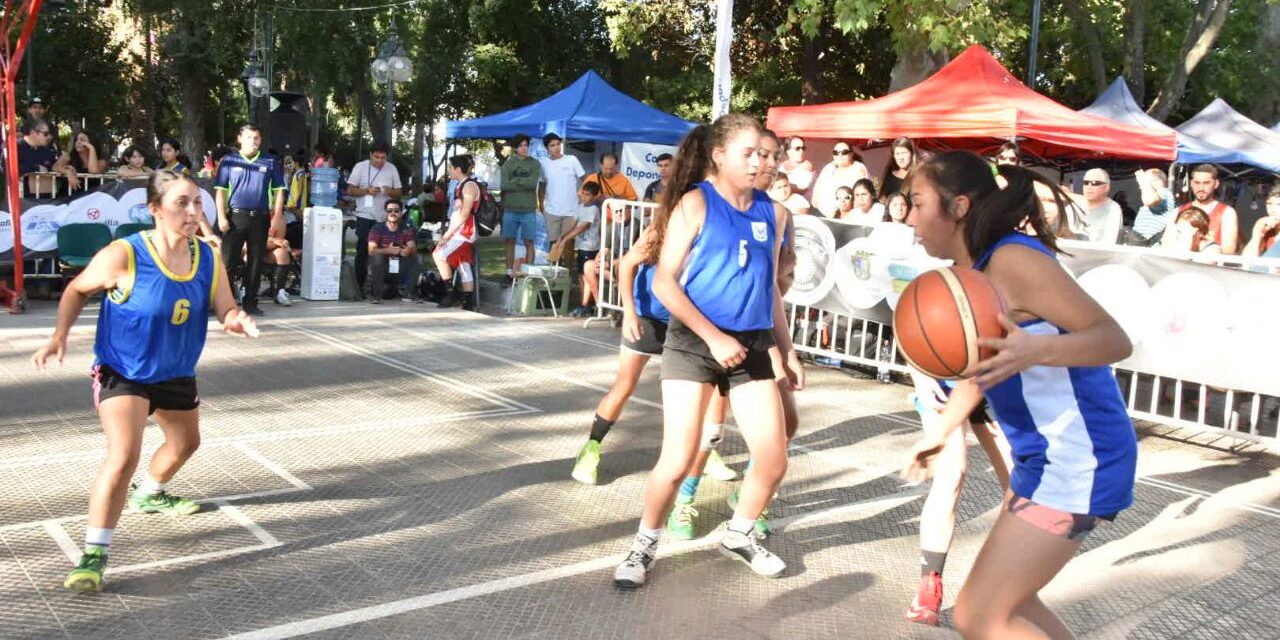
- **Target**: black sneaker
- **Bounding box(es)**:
[613,534,658,588]
[437,289,459,308]
[503,275,515,288]
[462,296,477,312]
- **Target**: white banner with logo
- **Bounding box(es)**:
[1,181,218,258]
[712,0,734,119]
[788,216,1280,397]
[620,142,677,202]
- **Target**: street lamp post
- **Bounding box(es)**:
[241,48,268,126]
[371,20,413,147]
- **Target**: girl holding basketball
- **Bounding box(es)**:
[613,114,800,588]
[901,151,1137,639]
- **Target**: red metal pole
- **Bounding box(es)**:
[3,0,43,313]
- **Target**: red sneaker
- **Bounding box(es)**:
[906,571,943,626]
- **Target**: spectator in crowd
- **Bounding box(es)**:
[347,142,403,296]
[215,124,286,316]
[25,97,58,153]
[835,178,884,226]
[878,191,916,248]
[812,139,869,216]
[500,133,542,285]
[284,152,309,214]
[880,137,917,198]
[1166,206,1221,255]
[832,185,857,221]
[555,181,602,317]
[768,173,810,216]
[1030,180,1086,240]
[434,154,479,310]
[1167,164,1239,254]
[994,140,1020,166]
[884,191,909,224]
[68,129,107,174]
[582,152,638,206]
[1243,184,1280,257]
[538,133,586,254]
[642,153,672,202]
[1128,168,1175,245]
[156,137,190,175]
[116,145,154,179]
[312,145,333,169]
[1075,168,1122,244]
[366,198,421,304]
[780,136,815,194]
[18,119,78,195]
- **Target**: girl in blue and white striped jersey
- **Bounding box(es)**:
[901,151,1138,640]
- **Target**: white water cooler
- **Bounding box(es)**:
[301,206,343,300]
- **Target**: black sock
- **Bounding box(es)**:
[588,414,615,443]
[274,265,289,292]
[921,550,948,577]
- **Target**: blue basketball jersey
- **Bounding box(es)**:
[975,232,1137,516]
[679,181,776,332]
[94,231,219,384]
[633,263,670,323]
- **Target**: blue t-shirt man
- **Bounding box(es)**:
[214,150,286,211]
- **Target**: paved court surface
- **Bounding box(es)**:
[2,298,1280,639]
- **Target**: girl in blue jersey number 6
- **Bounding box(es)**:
[901,151,1137,639]
[614,114,802,587]
[32,171,258,593]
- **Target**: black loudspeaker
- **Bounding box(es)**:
[265,92,309,157]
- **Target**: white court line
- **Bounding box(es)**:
[44,521,83,564]
[216,501,281,546]
[389,323,664,410]
[284,324,539,413]
[222,489,923,640]
[107,542,278,576]
[234,443,313,491]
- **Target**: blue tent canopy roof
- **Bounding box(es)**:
[1175,98,1280,173]
[445,71,697,145]
[1081,78,1249,165]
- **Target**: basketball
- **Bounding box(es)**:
[892,266,1008,380]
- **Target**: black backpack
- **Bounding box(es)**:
[464,178,502,237]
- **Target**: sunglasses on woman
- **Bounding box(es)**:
[833,149,852,156]
[1082,180,1107,187]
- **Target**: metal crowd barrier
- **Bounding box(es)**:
[587,198,657,326]
[19,172,124,198]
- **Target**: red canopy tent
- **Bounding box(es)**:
[766,45,1176,162]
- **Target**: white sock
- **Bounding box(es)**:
[137,474,165,496]
[506,268,513,276]
[637,525,662,543]
[85,527,113,551]
[727,516,756,537]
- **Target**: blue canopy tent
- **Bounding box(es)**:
[1081,78,1247,165]
[445,71,697,144]
[1175,99,1280,174]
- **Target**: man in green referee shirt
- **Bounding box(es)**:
[215,124,286,316]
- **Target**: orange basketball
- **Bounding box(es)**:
[892,266,1008,380]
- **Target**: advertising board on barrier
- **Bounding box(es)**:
[621,143,677,200]
[0,180,218,258]
[786,215,1280,397]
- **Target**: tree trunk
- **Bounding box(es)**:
[888,45,949,92]
[1064,0,1108,95]
[1122,0,1145,103]
[1147,0,1232,122]
[800,31,824,104]
[179,71,206,162]
[1250,1,1280,126]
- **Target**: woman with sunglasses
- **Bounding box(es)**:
[811,140,869,217]
[779,136,815,195]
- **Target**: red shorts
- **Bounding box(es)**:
[437,235,473,268]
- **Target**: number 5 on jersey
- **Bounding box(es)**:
[171,299,191,325]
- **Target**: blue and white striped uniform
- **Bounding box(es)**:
[975,233,1137,516]
[679,181,776,331]
[633,263,670,323]
[95,231,219,384]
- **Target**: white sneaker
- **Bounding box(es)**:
[720,528,785,578]
[613,534,658,588]
[703,449,738,481]
[274,289,292,307]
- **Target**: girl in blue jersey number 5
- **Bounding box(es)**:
[901,151,1137,639]
[613,114,802,588]
[32,171,258,592]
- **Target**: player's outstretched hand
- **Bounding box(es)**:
[784,349,806,391]
[973,314,1039,390]
[622,311,643,343]
[224,309,260,338]
[900,434,945,486]
[31,337,67,369]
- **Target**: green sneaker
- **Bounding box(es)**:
[727,490,773,538]
[63,547,107,592]
[667,500,699,540]
[703,449,738,481]
[571,440,601,485]
[128,484,201,516]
